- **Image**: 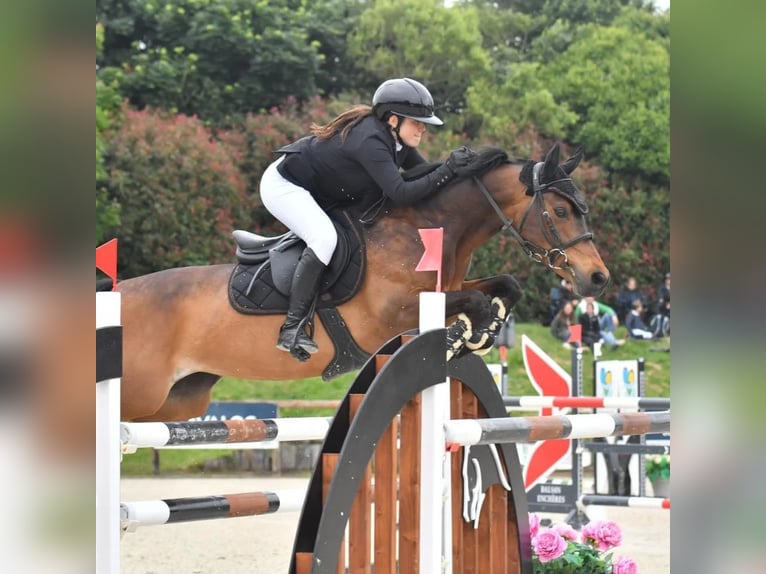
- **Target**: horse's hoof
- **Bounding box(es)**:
[446,314,472,361]
[491,297,507,321]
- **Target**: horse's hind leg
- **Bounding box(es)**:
[133,372,222,422]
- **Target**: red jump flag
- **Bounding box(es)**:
[567,324,582,345]
[415,227,443,292]
[96,238,119,291]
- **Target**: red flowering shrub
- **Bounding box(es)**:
[104,106,252,278]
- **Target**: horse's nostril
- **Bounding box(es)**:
[592,271,608,286]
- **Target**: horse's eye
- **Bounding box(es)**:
[554,206,568,218]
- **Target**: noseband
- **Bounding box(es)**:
[473,162,593,271]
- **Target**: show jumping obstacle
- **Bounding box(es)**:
[98,289,670,574]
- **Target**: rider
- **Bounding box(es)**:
[259,77,474,360]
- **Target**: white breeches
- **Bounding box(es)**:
[259,156,338,265]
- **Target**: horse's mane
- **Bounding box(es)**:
[458,146,515,179]
[401,145,587,214]
[402,146,515,183]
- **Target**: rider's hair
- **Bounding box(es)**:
[311,105,373,142]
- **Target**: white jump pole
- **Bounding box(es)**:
[418,291,451,574]
[96,291,121,574]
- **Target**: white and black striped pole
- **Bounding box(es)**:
[121,489,306,531]
[96,289,122,574]
[444,411,670,446]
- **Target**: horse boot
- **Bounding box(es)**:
[276,247,326,359]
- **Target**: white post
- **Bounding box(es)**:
[418,291,451,574]
[97,292,121,574]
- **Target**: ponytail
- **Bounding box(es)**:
[311,105,373,142]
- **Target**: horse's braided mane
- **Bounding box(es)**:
[401,146,517,183]
[458,146,517,179]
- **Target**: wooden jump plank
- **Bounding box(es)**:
[374,417,398,574]
[349,394,372,574]
[450,379,465,572]
[398,395,421,574]
[322,454,345,574]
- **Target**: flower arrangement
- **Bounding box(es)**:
[644,454,670,482]
[529,513,637,573]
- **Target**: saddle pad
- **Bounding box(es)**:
[227,212,365,315]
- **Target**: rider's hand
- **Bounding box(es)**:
[446,146,476,174]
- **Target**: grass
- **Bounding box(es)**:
[210,322,670,405]
[122,322,669,475]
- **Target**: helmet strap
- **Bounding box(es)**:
[390,115,405,146]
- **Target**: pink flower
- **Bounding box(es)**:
[550,522,580,542]
[532,531,567,563]
[613,555,638,574]
[528,513,540,539]
[582,520,623,551]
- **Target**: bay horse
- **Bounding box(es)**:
[117,143,608,422]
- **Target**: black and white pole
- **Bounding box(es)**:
[121,489,306,531]
[96,290,122,574]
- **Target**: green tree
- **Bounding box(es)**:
[97,22,121,243]
[103,106,253,277]
[544,24,669,179]
[97,0,325,125]
[348,0,491,117]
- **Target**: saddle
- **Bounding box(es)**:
[227,210,369,380]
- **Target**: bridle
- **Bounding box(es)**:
[472,161,593,271]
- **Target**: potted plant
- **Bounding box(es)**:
[529,513,638,573]
[645,454,670,498]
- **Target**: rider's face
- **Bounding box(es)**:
[389,116,426,148]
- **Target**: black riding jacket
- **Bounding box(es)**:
[276,115,438,213]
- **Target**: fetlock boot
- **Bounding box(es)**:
[276,247,327,357]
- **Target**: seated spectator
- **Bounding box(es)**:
[574,297,625,348]
[616,276,649,324]
[626,300,654,339]
[579,300,603,350]
[649,272,670,337]
[550,300,576,344]
[545,278,580,326]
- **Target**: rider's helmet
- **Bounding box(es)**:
[372,78,443,126]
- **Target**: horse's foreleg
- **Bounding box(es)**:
[443,289,493,360]
[445,275,523,359]
[461,274,523,311]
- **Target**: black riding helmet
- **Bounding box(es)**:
[372,78,443,126]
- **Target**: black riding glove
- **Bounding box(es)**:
[445,146,477,176]
[431,146,477,190]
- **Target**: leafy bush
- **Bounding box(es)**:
[104,106,252,278]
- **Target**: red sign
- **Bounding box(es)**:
[521,335,572,490]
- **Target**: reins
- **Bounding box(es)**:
[472,161,593,272]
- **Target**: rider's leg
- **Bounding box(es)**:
[276,246,327,355]
[260,157,338,358]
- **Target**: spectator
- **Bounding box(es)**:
[550,300,576,344]
[579,300,603,350]
[545,279,579,326]
[616,276,649,323]
[625,300,654,339]
[650,272,670,337]
[574,296,625,348]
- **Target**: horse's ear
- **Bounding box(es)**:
[561,147,583,175]
[542,143,561,180]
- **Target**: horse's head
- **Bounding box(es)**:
[479,143,609,296]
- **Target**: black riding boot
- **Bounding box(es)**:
[276,247,326,359]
